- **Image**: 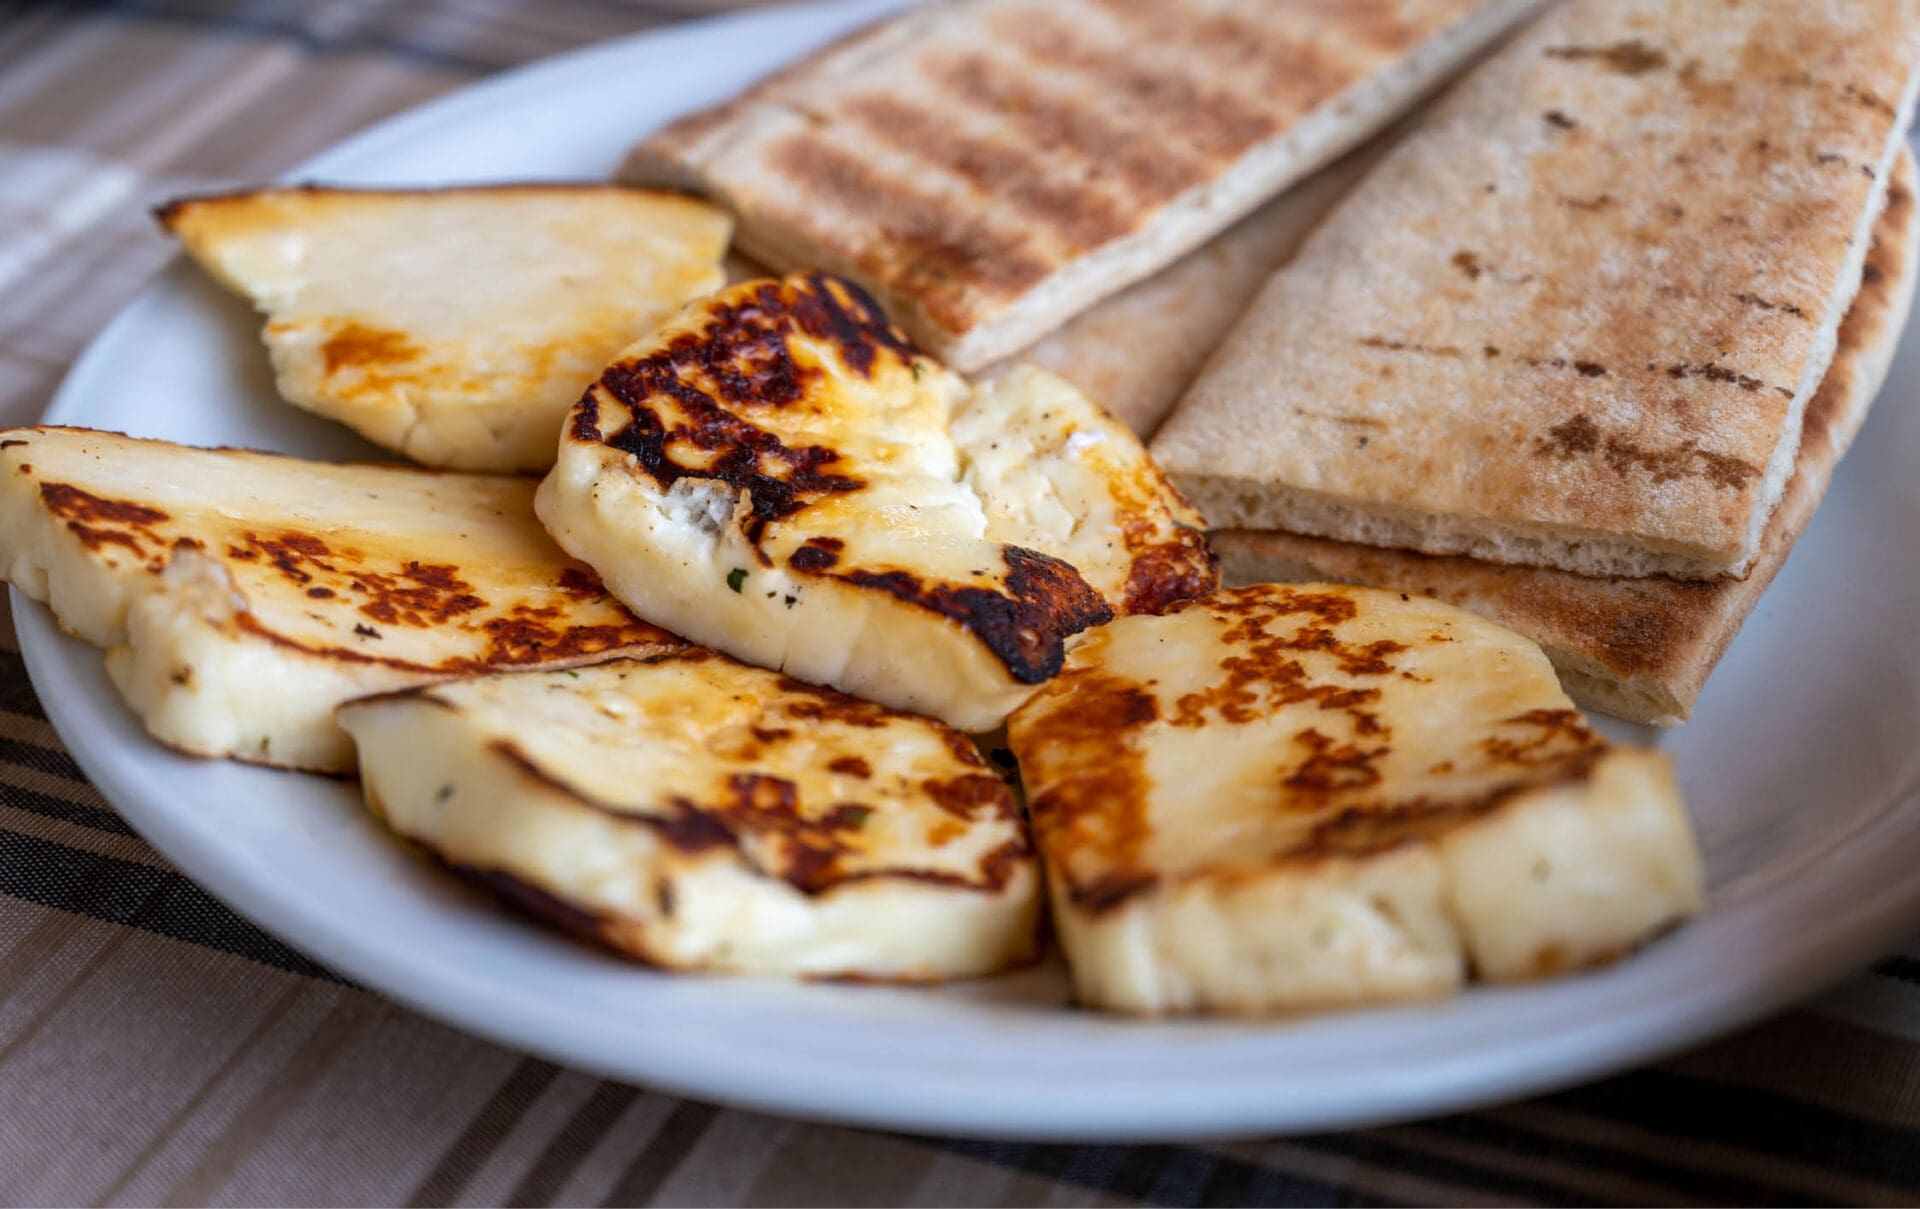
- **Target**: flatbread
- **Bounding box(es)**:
[1156,0,1920,580]
[990,138,1385,437]
[621,0,1550,370]
[1212,150,1920,726]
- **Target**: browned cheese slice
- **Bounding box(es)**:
[1009,584,1702,1016]
[0,428,677,771]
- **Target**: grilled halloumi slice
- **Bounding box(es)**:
[0,427,678,771]
[1007,583,1702,1016]
[338,649,1040,980]
[158,185,732,472]
[537,272,1217,732]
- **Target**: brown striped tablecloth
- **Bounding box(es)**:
[5,3,1920,1205]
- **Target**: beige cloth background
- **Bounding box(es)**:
[4,3,1920,1204]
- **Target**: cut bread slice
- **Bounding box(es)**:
[1007,584,1702,1016]
[338,649,1040,981]
[1154,0,1920,579]
[158,185,731,472]
[988,137,1386,438]
[536,273,1216,732]
[1213,148,1920,726]
[0,428,678,771]
[621,0,1550,370]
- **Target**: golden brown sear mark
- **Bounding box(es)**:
[1023,667,1160,910]
[478,604,664,667]
[827,755,872,779]
[40,482,169,554]
[833,545,1112,684]
[320,322,419,375]
[584,275,891,539]
[1481,708,1600,768]
[1166,589,1402,729]
[491,699,1022,898]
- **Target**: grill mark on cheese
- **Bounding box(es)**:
[1167,589,1403,728]
[476,602,667,667]
[478,664,1030,899]
[836,94,1134,256]
[319,322,419,375]
[230,530,492,627]
[831,545,1112,685]
[1481,708,1602,766]
[1022,665,1160,911]
[587,281,876,536]
[39,482,170,555]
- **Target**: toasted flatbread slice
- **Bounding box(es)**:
[990,138,1385,437]
[0,428,678,771]
[1007,584,1702,1016]
[537,273,1216,732]
[339,649,1039,981]
[158,185,731,472]
[1155,0,1920,579]
[621,0,1549,370]
[1215,150,1920,726]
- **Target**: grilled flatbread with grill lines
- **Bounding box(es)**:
[1155,0,1920,580]
[622,0,1551,370]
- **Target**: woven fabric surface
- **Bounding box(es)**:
[4,2,1920,1205]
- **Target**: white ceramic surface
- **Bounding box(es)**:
[15,0,1920,1142]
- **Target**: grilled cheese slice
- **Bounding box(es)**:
[1007,583,1702,1016]
[0,427,678,771]
[337,649,1040,980]
[536,273,1216,732]
[158,185,732,472]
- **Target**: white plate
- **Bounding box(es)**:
[17,0,1920,1143]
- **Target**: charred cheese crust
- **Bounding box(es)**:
[1007,584,1702,1016]
[0,427,677,771]
[337,649,1041,980]
[157,184,732,472]
[537,272,1215,731]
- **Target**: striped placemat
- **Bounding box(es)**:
[4,3,1920,1204]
